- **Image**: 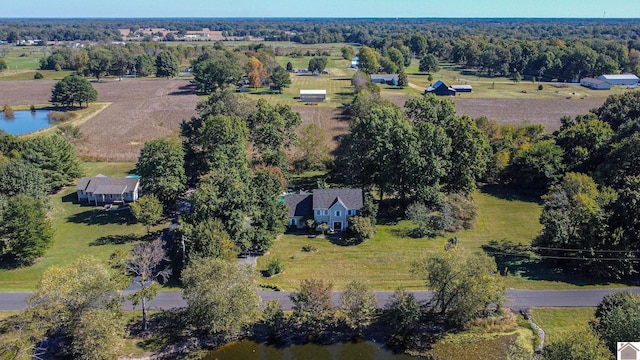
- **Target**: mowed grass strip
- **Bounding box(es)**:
[258,188,545,291]
[0,162,166,291]
[530,308,595,344]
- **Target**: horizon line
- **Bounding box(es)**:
[1,16,638,20]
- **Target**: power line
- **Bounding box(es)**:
[486,251,640,262]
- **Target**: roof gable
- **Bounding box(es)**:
[81,176,139,195]
[284,193,313,217]
[312,189,363,210]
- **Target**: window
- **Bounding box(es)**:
[348,209,358,216]
[335,210,341,217]
[316,210,328,216]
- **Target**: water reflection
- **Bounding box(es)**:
[0,110,56,135]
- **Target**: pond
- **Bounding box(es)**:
[202,339,418,360]
[0,110,57,135]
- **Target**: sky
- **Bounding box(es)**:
[2,0,640,18]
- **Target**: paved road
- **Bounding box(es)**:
[3,288,640,312]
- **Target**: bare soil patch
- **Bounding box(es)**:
[292,105,349,150]
[0,79,200,161]
[389,96,605,132]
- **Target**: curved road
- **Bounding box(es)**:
[3,288,640,312]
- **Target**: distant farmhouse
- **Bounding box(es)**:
[300,89,326,102]
[425,80,456,96]
[76,174,140,205]
[351,56,359,68]
[284,189,363,232]
[580,77,611,90]
[371,74,399,86]
[425,80,472,96]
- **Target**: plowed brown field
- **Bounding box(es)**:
[0,80,607,161]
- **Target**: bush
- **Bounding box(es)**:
[33,71,44,79]
[2,104,14,119]
[267,258,284,277]
[345,216,375,245]
[47,111,75,122]
[537,84,543,91]
[301,244,317,252]
[29,104,36,112]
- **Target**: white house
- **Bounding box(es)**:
[598,74,640,86]
[284,189,363,231]
[581,77,612,90]
[76,174,140,205]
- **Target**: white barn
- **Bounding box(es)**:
[597,74,639,86]
[300,89,326,102]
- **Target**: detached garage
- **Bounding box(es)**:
[300,90,326,102]
[581,77,611,90]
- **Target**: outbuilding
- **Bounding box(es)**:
[451,84,473,93]
[597,74,639,86]
[580,77,612,90]
[300,89,326,102]
[370,74,399,86]
[425,80,456,96]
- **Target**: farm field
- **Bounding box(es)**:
[0,162,169,292]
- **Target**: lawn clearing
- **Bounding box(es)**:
[530,308,595,344]
[258,186,544,291]
[0,162,168,292]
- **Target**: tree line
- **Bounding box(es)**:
[479,91,640,280]
[0,132,82,266]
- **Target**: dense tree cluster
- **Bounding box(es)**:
[50,74,97,108]
[479,91,640,280]
[0,133,81,266]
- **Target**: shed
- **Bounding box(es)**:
[300,90,326,102]
[580,77,611,90]
[370,74,399,86]
[351,56,359,68]
[598,74,639,86]
[425,80,456,96]
[451,84,473,92]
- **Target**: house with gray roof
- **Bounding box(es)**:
[284,188,363,231]
[370,74,399,86]
[598,74,639,86]
[76,174,140,205]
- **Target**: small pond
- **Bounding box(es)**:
[201,339,417,360]
[0,110,57,135]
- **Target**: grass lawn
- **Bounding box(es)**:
[530,308,595,344]
[260,184,631,291]
[0,162,168,291]
[259,186,545,291]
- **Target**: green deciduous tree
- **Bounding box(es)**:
[87,47,112,81]
[419,54,440,73]
[412,246,505,328]
[542,328,611,360]
[386,47,405,70]
[130,194,163,236]
[341,46,355,60]
[246,99,301,168]
[178,217,237,267]
[191,49,242,93]
[270,65,291,93]
[340,280,377,334]
[182,257,261,336]
[0,195,53,266]
[290,278,335,338]
[134,53,155,77]
[556,115,613,174]
[28,256,123,360]
[345,216,376,244]
[155,51,179,78]
[250,166,287,253]
[383,289,421,348]
[357,46,379,74]
[507,139,565,194]
[0,160,50,202]
[294,123,331,171]
[308,57,328,72]
[50,74,98,108]
[0,58,7,72]
[135,137,186,212]
[593,291,640,355]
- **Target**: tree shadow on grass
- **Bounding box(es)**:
[67,208,135,226]
[479,184,542,204]
[481,242,629,287]
[90,233,141,246]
